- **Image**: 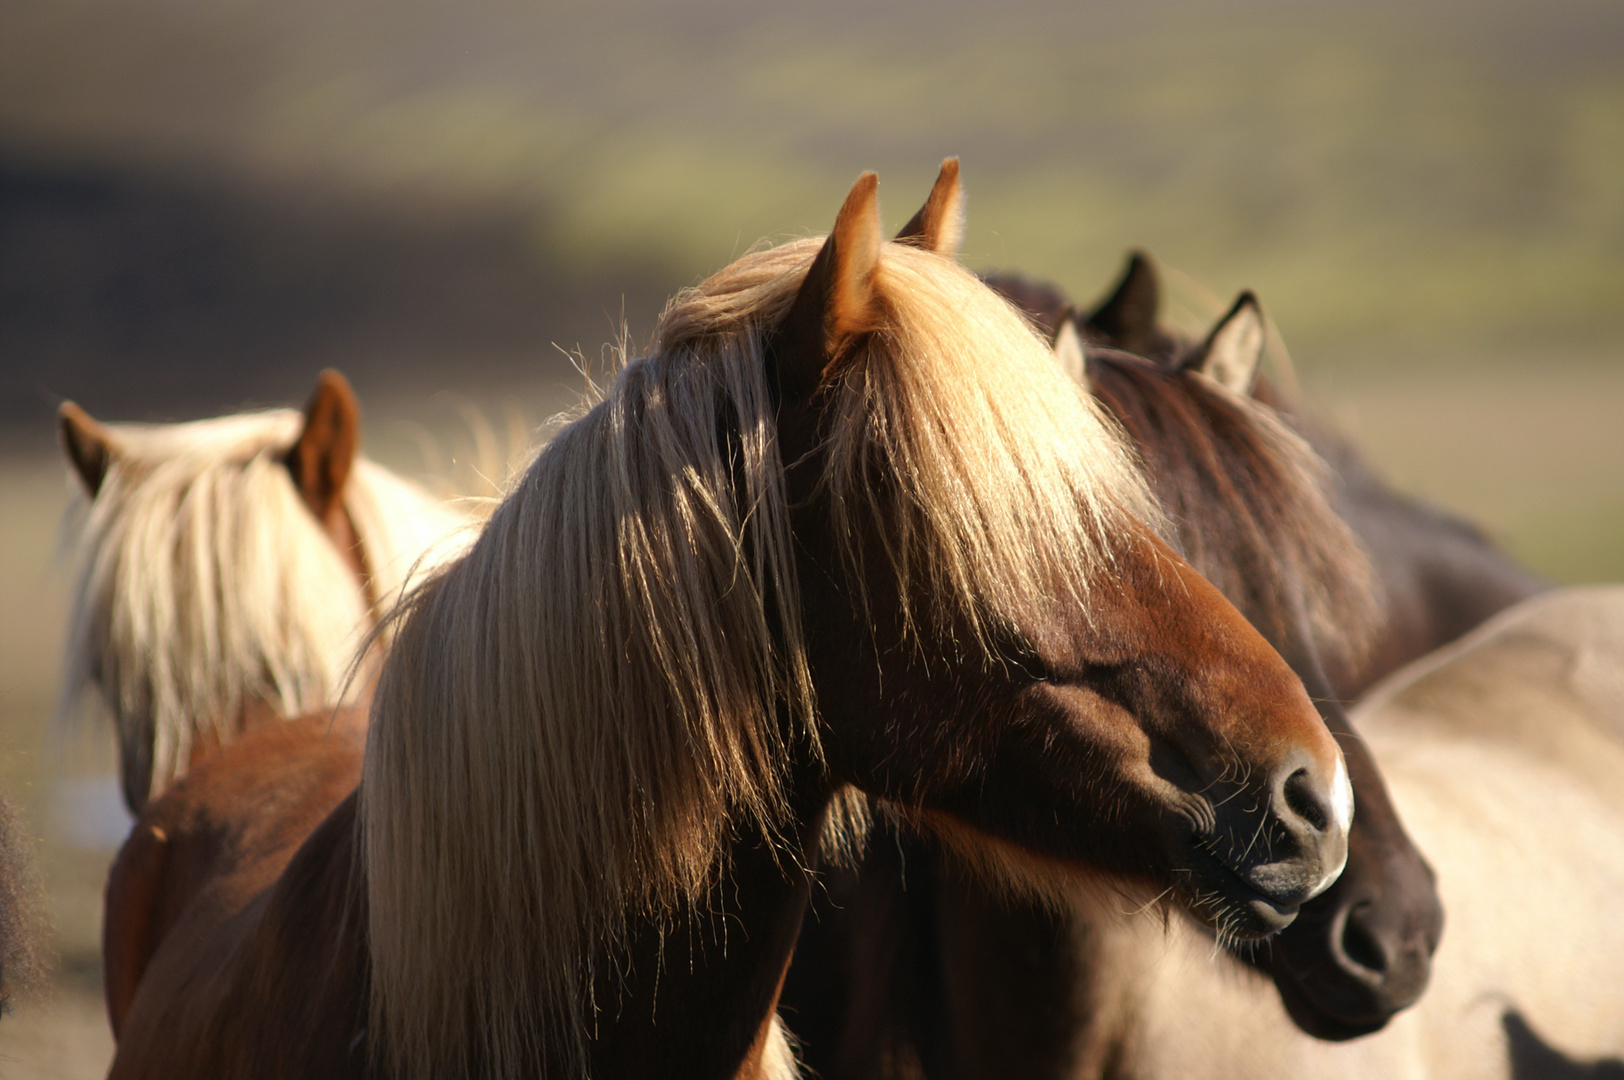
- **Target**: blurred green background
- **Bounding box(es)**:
[1,0,1620,1074]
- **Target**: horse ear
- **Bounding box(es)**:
[895,157,963,255]
[1083,250,1160,356]
[1053,316,1087,383]
[59,401,115,497]
[1184,292,1266,394]
[285,370,360,522]
[771,172,884,402]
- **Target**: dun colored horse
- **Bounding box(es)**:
[1057,586,1624,1079]
[106,163,1350,1080]
[1033,251,1545,698]
[57,372,471,1034]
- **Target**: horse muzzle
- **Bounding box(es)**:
[1181,749,1353,940]
[1267,847,1443,1039]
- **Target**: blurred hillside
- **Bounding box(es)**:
[3,0,1622,425]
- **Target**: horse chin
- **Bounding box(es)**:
[1270,969,1394,1041]
[1177,846,1302,942]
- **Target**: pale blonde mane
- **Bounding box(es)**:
[58,409,472,809]
[362,236,1158,1080]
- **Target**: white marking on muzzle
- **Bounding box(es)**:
[1311,754,1355,896]
[1329,753,1354,834]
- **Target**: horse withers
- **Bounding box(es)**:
[107,163,1350,1080]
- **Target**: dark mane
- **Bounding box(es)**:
[983,270,1185,362]
[1088,348,1382,677]
[980,272,1073,338]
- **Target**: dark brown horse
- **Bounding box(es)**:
[58,373,473,1034]
[105,164,1351,1080]
[779,256,1544,1080]
[1009,250,1545,701]
[1074,261,1542,1035]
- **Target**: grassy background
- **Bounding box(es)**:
[0,0,1620,1073]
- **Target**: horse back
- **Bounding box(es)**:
[108,717,369,1078]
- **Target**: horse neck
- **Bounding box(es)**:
[1251,379,1546,696]
[184,687,372,778]
[585,765,828,1080]
[1322,446,1545,698]
[326,499,378,613]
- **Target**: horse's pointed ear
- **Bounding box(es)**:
[1083,250,1160,355]
[59,401,115,497]
[895,158,963,255]
[772,172,884,402]
[1184,292,1266,394]
[1053,316,1087,383]
[285,370,360,522]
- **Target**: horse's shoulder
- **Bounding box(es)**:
[109,731,367,1079]
[223,793,370,1076]
[103,819,172,1035]
[110,793,368,1079]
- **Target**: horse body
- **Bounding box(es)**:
[102,706,369,1040]
[110,787,370,1079]
[106,706,369,1059]
[108,166,1351,1080]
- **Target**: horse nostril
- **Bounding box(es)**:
[1282,767,1330,832]
[1339,902,1388,976]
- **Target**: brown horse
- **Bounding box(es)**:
[1006,251,1545,699]
[779,285,1444,1077]
[779,258,1545,1080]
[58,373,472,1034]
[105,163,1350,1080]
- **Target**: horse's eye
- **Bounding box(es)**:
[994,631,1051,683]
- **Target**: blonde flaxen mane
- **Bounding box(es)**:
[58,409,472,809]
[362,232,1160,1080]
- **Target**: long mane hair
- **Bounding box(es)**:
[1087,349,1382,679]
[361,236,1160,1079]
[58,409,472,807]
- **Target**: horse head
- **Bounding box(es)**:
[56,372,467,810]
[769,167,1351,941]
[1037,255,1445,1035]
